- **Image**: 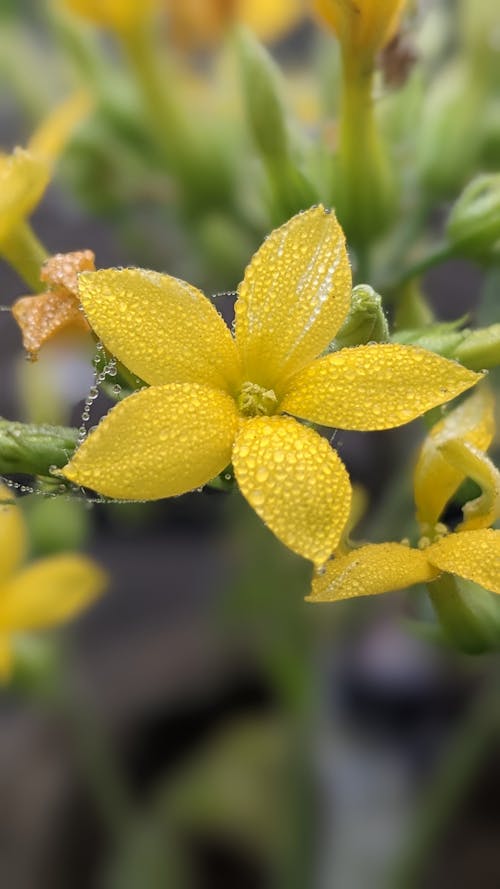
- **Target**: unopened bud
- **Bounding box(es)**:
[0,420,78,477]
[333,285,389,349]
[446,173,500,262]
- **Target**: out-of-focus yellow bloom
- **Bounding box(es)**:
[0,93,91,249]
[12,250,95,359]
[63,0,158,33]
[63,207,479,565]
[166,0,305,47]
[309,387,500,601]
[0,484,106,680]
[314,0,407,62]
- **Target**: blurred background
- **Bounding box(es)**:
[0,0,499,887]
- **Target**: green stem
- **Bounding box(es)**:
[336,59,394,248]
[389,675,500,889]
[120,23,187,172]
[1,222,48,291]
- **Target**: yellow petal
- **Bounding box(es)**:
[307,542,438,602]
[0,554,106,631]
[78,268,241,391]
[0,149,49,245]
[0,484,26,585]
[234,206,351,392]
[64,383,239,500]
[12,291,88,357]
[27,92,92,167]
[282,344,481,430]
[239,0,304,41]
[0,635,13,682]
[414,386,495,526]
[232,416,352,566]
[436,440,500,532]
[426,529,500,595]
[314,0,406,56]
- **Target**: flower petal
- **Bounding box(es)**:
[234,206,351,392]
[27,92,91,167]
[306,543,438,602]
[232,416,352,566]
[78,268,241,391]
[438,440,500,532]
[12,292,88,357]
[0,635,12,682]
[64,383,239,500]
[0,554,106,631]
[0,149,48,244]
[414,386,495,526]
[0,485,26,585]
[426,529,500,595]
[282,344,481,430]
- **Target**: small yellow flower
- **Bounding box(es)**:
[64,0,159,33]
[309,387,500,601]
[0,484,106,680]
[63,207,480,566]
[166,0,305,47]
[0,93,90,250]
[12,250,95,359]
[314,0,407,61]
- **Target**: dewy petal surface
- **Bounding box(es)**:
[0,485,27,584]
[307,543,438,602]
[78,268,241,391]
[426,529,500,595]
[414,386,495,526]
[64,383,239,500]
[282,344,481,431]
[234,206,351,391]
[0,554,106,631]
[233,416,352,566]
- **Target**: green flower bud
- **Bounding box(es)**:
[446,173,500,261]
[235,26,290,164]
[452,324,500,370]
[333,285,389,349]
[0,419,78,477]
[428,574,500,655]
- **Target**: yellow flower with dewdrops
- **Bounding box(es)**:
[12,250,95,359]
[308,386,500,602]
[0,92,91,250]
[314,0,407,63]
[0,484,106,681]
[64,0,159,32]
[63,207,480,567]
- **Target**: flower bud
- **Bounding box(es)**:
[446,173,500,261]
[333,285,389,349]
[428,574,500,655]
[0,420,78,477]
[452,324,500,371]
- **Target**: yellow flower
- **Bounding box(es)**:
[63,207,480,566]
[64,0,158,32]
[314,0,407,61]
[166,0,305,48]
[308,387,500,601]
[0,93,91,249]
[0,485,106,680]
[12,250,95,359]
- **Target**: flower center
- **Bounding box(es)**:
[418,522,449,549]
[237,381,278,418]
